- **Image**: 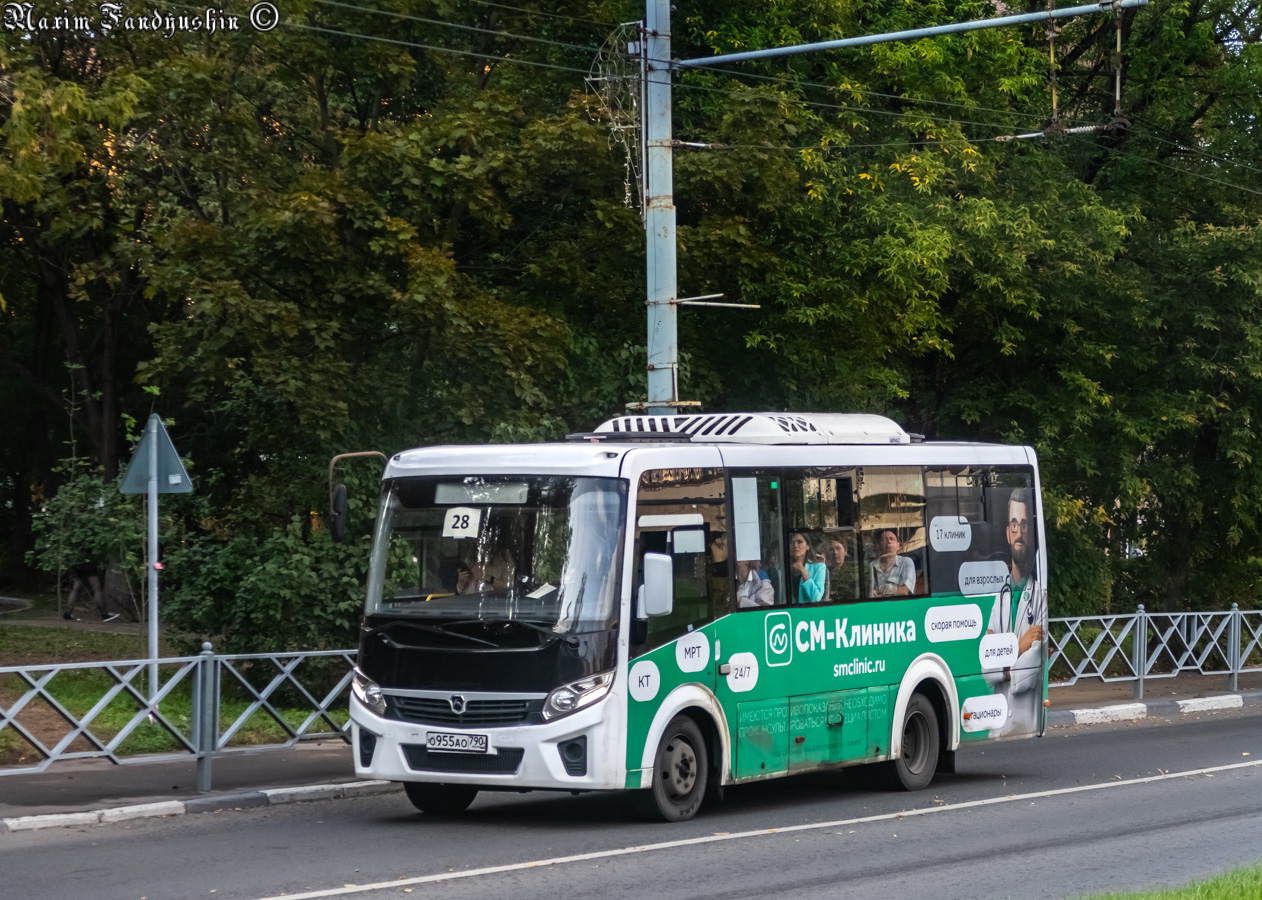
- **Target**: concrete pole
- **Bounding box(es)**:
[644,0,678,414]
[147,414,160,702]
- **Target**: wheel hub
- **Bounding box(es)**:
[902,711,930,774]
[661,738,697,798]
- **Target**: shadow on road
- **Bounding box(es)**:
[366,765,1013,831]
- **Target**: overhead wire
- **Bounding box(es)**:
[1068,134,1262,197]
[675,56,1053,126]
[121,0,1262,202]
[282,14,1262,197]
[280,20,594,75]
[669,79,1046,136]
[1123,123,1262,179]
[312,0,603,54]
[306,1,1099,136]
[676,137,983,153]
[280,16,1048,138]
[458,0,611,29]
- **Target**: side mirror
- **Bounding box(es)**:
[326,450,387,542]
[330,483,348,542]
[640,552,674,618]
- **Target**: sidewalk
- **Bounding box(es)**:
[0,741,382,831]
[2,671,1259,832]
[1047,670,1262,724]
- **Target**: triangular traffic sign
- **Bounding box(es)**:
[120,414,193,494]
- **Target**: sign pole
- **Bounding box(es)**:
[147,415,160,702]
[120,412,193,703]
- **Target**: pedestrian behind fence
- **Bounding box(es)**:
[64,562,120,622]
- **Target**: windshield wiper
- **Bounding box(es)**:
[365,620,498,648]
[449,618,580,648]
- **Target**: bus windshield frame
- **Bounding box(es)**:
[364,474,627,635]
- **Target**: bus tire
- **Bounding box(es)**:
[882,693,939,792]
[403,782,478,815]
[634,715,708,822]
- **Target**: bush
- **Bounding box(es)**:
[164,516,370,654]
[26,471,147,600]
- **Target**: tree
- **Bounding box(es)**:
[5,0,1262,635]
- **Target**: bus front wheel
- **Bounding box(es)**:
[403,782,478,815]
[635,715,708,822]
[882,693,939,792]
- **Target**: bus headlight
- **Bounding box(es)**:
[352,669,387,717]
[543,671,613,721]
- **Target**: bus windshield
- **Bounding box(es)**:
[364,475,627,634]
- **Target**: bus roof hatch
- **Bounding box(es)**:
[584,413,911,445]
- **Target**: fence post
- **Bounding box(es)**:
[1228,603,1241,692]
[195,642,217,793]
[1132,605,1147,701]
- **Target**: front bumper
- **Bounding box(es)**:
[350,692,625,791]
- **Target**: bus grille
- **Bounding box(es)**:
[402,745,525,775]
[385,696,539,727]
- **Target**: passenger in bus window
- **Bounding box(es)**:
[736,559,775,608]
[823,535,859,602]
[868,528,916,598]
[789,531,827,603]
[984,488,1047,736]
[455,548,513,594]
[455,561,475,594]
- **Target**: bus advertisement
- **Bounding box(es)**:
[348,413,1048,821]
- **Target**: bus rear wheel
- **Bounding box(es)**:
[403,782,478,815]
[634,715,708,822]
[882,693,939,792]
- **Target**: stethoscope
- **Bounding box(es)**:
[999,580,1041,634]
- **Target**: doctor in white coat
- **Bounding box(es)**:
[983,488,1046,737]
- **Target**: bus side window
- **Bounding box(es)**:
[925,467,988,595]
[633,468,728,652]
[783,473,859,604]
[858,466,929,599]
[986,468,1039,580]
[730,472,786,609]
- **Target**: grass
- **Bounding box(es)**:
[0,622,175,667]
[1084,865,1262,899]
[0,622,350,766]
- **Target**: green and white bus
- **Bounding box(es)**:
[349,413,1048,821]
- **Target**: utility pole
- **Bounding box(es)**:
[639,0,1148,413]
[643,0,678,415]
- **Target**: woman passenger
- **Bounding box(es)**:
[788,531,827,604]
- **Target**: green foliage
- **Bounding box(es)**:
[163,517,370,653]
[26,471,146,589]
[5,0,1262,642]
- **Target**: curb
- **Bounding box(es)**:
[0,780,401,833]
[1047,690,1262,727]
[4,692,1259,833]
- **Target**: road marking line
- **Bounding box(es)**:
[256,759,1262,900]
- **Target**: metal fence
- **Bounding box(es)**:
[4,606,1260,791]
[0,643,354,790]
[1049,604,1262,696]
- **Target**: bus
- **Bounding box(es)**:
[348,412,1049,821]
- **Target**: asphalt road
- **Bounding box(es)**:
[4,710,1261,900]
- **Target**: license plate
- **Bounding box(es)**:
[426,731,488,754]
